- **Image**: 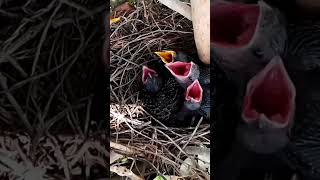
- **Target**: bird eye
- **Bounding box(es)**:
[252,47,263,58]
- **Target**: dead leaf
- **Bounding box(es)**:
[180,157,196,176]
[110,17,121,25]
[111,2,135,19]
[110,150,124,164]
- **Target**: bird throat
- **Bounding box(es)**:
[242,56,296,127]
[211,2,259,47]
[186,80,203,103]
[142,66,157,84]
[166,62,192,78]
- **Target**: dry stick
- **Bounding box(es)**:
[110,141,143,156]
[5,54,28,78]
[0,54,74,95]
[72,106,85,136]
[0,73,32,133]
[52,5,106,28]
[3,22,45,55]
[113,29,192,54]
[47,29,61,70]
[31,2,62,76]
[40,28,91,132]
[3,20,29,49]
[30,95,42,118]
[29,0,56,20]
[176,117,203,161]
[44,103,86,132]
[0,9,18,17]
[66,112,78,133]
[158,0,192,21]
[60,0,93,17]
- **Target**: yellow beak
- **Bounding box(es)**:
[154,51,176,64]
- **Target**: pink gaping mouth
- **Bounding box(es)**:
[242,56,296,127]
[186,80,203,102]
[142,66,158,84]
[165,62,192,78]
[211,2,259,47]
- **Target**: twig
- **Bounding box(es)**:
[0,73,32,132]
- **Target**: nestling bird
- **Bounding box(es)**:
[185,79,203,111]
[216,56,296,180]
[211,0,287,86]
[239,56,296,154]
[142,66,163,93]
[174,79,210,122]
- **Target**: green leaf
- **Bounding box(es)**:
[153,175,167,180]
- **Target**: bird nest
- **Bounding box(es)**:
[110,0,210,179]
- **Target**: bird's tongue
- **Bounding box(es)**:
[211,2,259,47]
[166,62,191,78]
[186,80,203,102]
[142,66,157,83]
[242,56,295,126]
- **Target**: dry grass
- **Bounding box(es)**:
[110,0,210,179]
[0,0,107,179]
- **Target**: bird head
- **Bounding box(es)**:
[142,66,162,93]
[239,56,296,154]
[185,80,203,111]
[165,61,200,88]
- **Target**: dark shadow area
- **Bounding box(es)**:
[0,0,108,179]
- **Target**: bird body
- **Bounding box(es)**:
[284,20,320,71]
[142,76,185,126]
[281,68,320,180]
[284,100,320,180]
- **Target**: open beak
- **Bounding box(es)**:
[165,61,199,88]
[186,80,203,103]
[142,66,158,84]
[154,51,176,64]
[185,80,203,110]
[211,1,259,48]
[242,56,296,128]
